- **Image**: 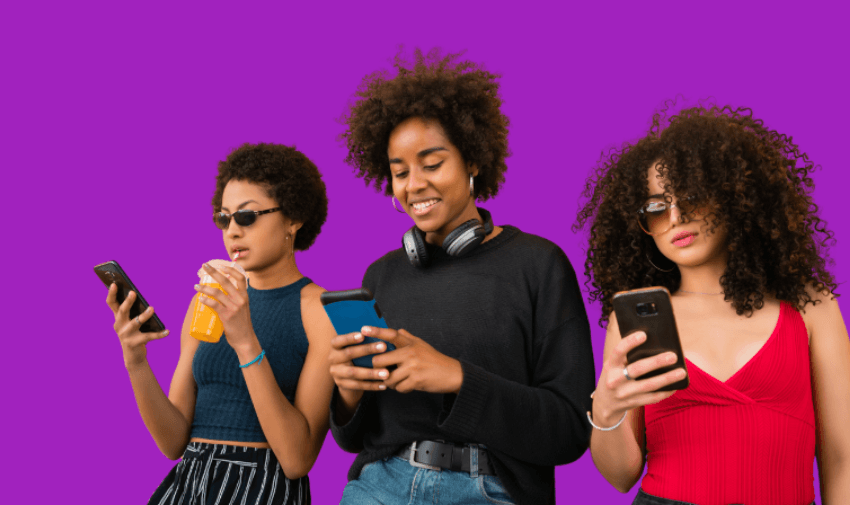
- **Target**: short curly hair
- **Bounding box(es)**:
[574,103,838,325]
[212,143,328,251]
[340,48,510,201]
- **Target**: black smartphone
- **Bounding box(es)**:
[612,286,688,391]
[94,260,166,333]
[320,288,395,368]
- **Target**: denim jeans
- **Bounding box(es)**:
[340,453,516,504]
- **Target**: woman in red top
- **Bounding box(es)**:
[575,104,850,504]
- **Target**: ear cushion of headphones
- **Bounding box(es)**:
[442,219,486,257]
[402,226,430,268]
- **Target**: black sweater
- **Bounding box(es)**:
[330,226,595,504]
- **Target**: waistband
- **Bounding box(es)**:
[395,441,496,476]
[182,441,277,466]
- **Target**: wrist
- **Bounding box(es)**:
[124,355,149,372]
[449,359,464,394]
[591,397,623,427]
[233,337,262,364]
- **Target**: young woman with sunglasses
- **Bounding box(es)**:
[105,143,336,504]
[575,105,850,504]
[328,49,596,505]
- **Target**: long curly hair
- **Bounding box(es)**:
[212,143,328,251]
[574,103,837,325]
[339,48,510,201]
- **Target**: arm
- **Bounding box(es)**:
[195,265,336,479]
[804,293,850,504]
[107,285,200,460]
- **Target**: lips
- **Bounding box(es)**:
[230,246,248,259]
[672,231,697,247]
[410,198,440,216]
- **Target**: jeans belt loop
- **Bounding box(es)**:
[408,441,441,471]
[470,444,479,479]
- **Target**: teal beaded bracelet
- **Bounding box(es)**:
[239,349,266,369]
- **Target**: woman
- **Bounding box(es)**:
[329,49,596,505]
[105,143,336,504]
[575,105,850,504]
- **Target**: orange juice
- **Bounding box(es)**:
[190,279,227,342]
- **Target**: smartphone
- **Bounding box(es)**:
[612,286,688,391]
[320,288,395,368]
[93,260,166,333]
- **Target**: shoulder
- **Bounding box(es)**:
[499,227,576,275]
[363,248,407,286]
[299,282,335,345]
[797,284,842,339]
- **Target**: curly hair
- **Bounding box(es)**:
[574,103,838,325]
[212,143,328,251]
[339,48,510,201]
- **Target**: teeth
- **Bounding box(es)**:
[412,199,438,211]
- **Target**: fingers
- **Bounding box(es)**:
[194,284,228,312]
[627,351,679,380]
[611,331,647,365]
[362,326,415,348]
[202,263,239,294]
[105,283,120,312]
[116,289,136,321]
[329,334,389,364]
[330,362,390,389]
[118,306,170,341]
[613,366,687,401]
[330,331,366,351]
[217,264,247,291]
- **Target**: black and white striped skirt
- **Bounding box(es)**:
[148,442,309,505]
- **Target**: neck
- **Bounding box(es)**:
[425,198,482,247]
[676,253,727,295]
[246,255,303,290]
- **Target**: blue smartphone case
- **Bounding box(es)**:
[322,299,396,368]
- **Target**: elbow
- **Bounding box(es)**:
[279,457,315,480]
[161,444,185,461]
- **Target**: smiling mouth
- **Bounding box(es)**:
[411,199,440,215]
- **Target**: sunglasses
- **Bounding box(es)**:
[214,207,282,230]
[637,196,708,235]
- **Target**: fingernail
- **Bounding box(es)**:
[194,284,201,290]
[353,332,362,341]
[163,330,170,336]
[677,369,687,378]
[666,353,676,363]
[636,332,646,341]
[375,342,386,351]
[361,326,372,334]
[378,384,386,390]
[378,370,389,378]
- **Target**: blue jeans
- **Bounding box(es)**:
[341,454,516,504]
[632,489,817,505]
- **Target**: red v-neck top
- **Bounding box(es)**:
[641,302,815,505]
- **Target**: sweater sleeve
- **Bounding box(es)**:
[437,246,595,466]
[328,258,385,454]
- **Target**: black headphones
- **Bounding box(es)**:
[402,208,494,268]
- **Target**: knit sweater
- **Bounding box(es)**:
[330,226,595,504]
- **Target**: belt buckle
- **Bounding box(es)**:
[408,442,441,471]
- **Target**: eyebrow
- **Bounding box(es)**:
[388,146,448,164]
[221,200,259,212]
[646,193,666,199]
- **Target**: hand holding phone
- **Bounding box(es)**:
[321,288,395,368]
[612,287,688,392]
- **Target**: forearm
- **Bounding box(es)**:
[820,455,850,504]
[126,361,191,460]
[588,410,644,493]
[237,343,321,478]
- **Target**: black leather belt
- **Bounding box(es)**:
[396,441,496,476]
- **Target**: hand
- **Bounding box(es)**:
[591,331,687,426]
[328,331,392,393]
[368,326,464,394]
[106,284,169,369]
[194,263,256,352]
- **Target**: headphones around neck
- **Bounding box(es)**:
[402,208,494,268]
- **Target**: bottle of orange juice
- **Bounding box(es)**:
[190,259,246,343]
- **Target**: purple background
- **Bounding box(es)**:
[4,1,848,503]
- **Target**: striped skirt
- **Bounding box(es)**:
[148,442,309,505]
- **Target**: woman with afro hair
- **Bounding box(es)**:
[326,49,596,504]
[575,104,850,504]
[105,143,337,504]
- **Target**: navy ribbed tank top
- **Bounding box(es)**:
[191,276,312,442]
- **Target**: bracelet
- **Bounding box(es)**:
[239,349,266,369]
[586,410,627,431]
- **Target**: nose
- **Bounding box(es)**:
[405,165,428,194]
[226,218,243,239]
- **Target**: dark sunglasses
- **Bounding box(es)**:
[637,196,707,236]
[214,207,282,230]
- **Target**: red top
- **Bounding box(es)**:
[642,302,815,505]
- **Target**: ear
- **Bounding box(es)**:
[289,220,304,235]
[468,163,479,178]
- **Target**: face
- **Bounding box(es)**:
[644,162,728,269]
[219,179,300,272]
[388,117,479,245]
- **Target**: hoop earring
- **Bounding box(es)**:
[391,196,406,214]
[646,250,675,272]
[469,174,475,197]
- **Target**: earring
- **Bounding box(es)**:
[391,196,406,214]
[469,174,475,197]
[646,250,675,272]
